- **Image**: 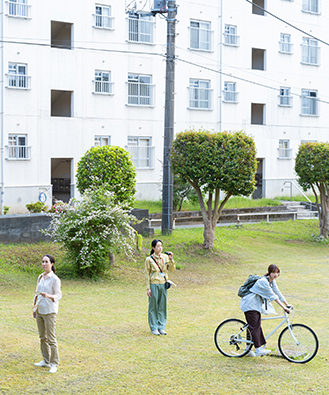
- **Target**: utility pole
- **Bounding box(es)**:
[161,0,176,235]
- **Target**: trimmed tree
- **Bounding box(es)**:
[76,146,136,207]
[171,129,257,249]
[295,142,329,238]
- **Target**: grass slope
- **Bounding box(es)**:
[0,219,328,395]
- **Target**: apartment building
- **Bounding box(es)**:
[1,0,328,213]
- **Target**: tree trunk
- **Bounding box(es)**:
[109,252,115,266]
[319,184,329,238]
[202,218,215,249]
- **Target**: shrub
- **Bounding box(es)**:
[26,201,48,213]
[42,187,136,278]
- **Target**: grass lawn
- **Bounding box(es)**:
[0,219,328,394]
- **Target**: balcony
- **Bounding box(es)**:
[277,148,292,159]
[93,81,115,95]
[6,1,31,19]
[93,14,115,30]
[188,87,213,110]
[6,74,31,89]
[6,145,31,160]
[223,33,239,47]
[127,82,155,107]
[223,90,239,103]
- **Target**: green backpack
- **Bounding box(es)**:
[238,274,261,298]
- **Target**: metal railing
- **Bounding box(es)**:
[94,81,115,94]
[277,148,293,159]
[93,14,115,29]
[127,82,155,106]
[127,17,155,44]
[283,180,313,209]
[6,145,31,160]
[279,41,293,54]
[223,90,239,103]
[6,1,31,18]
[188,87,213,110]
[223,33,239,47]
[6,74,31,89]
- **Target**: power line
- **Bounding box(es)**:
[245,0,329,47]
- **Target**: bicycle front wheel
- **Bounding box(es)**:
[278,324,319,363]
[214,319,252,357]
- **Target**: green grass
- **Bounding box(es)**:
[0,219,328,394]
[136,196,284,213]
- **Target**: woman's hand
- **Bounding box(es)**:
[147,289,152,297]
[40,292,48,298]
[284,307,291,314]
[33,312,36,319]
[167,252,174,260]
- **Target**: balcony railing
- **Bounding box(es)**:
[93,14,115,30]
[93,81,115,95]
[279,41,293,54]
[6,1,31,18]
[223,90,239,103]
[6,145,31,160]
[278,95,293,107]
[127,17,155,44]
[127,82,155,106]
[223,33,239,47]
[124,145,155,169]
[277,148,292,159]
[6,74,31,89]
[188,87,213,110]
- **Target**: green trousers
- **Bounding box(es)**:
[148,283,167,331]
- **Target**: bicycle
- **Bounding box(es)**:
[214,307,319,363]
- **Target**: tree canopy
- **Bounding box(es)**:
[76,146,136,207]
[171,129,257,249]
[295,142,329,237]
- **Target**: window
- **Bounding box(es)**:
[127,74,154,106]
[7,63,30,89]
[51,90,73,117]
[7,134,30,159]
[278,140,292,159]
[252,48,266,70]
[94,71,114,94]
[224,25,239,46]
[51,21,73,49]
[301,37,319,65]
[189,20,212,51]
[301,89,318,116]
[94,136,110,146]
[223,82,238,103]
[189,79,212,109]
[7,0,31,18]
[126,137,154,169]
[279,33,293,54]
[128,14,154,44]
[279,87,292,107]
[94,5,114,29]
[302,0,319,14]
[252,0,265,15]
[251,103,265,125]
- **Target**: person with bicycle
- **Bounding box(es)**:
[144,239,175,336]
[241,264,292,357]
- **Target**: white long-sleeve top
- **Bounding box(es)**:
[34,271,62,315]
[240,277,285,315]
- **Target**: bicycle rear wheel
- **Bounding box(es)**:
[278,324,319,363]
[214,318,253,357]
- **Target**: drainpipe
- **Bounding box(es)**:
[0,0,4,215]
[218,0,223,133]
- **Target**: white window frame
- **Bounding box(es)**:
[223,25,239,47]
[94,135,111,147]
[125,136,155,169]
[279,87,293,107]
[302,0,320,14]
[94,5,114,30]
[278,140,292,160]
[189,20,213,51]
[301,37,320,65]
[279,33,293,54]
[301,89,318,116]
[6,0,31,19]
[223,82,238,103]
[127,74,155,107]
[6,63,31,89]
[6,134,31,160]
[93,70,114,95]
[127,14,155,44]
[188,79,212,110]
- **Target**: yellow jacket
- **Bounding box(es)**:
[144,253,176,289]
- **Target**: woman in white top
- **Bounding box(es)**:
[240,264,292,357]
[33,254,62,373]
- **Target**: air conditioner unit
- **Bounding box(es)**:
[152,0,167,13]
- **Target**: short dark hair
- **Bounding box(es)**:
[265,264,280,276]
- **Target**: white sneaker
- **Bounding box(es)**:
[151,329,160,335]
[159,329,167,335]
[255,347,271,357]
[34,360,50,368]
[49,365,58,374]
[245,350,256,357]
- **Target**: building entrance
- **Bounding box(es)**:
[252,159,263,199]
[51,158,72,203]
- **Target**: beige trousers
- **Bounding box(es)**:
[36,313,59,366]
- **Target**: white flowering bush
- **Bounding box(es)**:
[42,187,136,278]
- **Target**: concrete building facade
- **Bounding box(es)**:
[1,0,328,213]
